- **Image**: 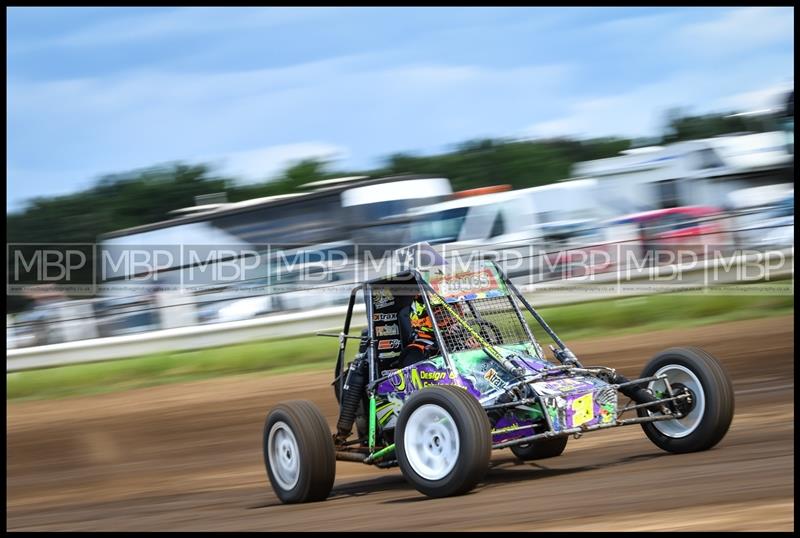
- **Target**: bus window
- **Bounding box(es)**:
[408,207,470,245]
[489,212,506,238]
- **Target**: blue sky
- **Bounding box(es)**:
[7,7,794,211]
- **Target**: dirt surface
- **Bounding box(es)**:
[6,316,794,531]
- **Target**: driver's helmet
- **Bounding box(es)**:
[409,297,434,337]
[410,296,459,337]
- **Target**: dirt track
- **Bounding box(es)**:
[6,316,795,531]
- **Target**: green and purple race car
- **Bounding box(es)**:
[263,245,734,502]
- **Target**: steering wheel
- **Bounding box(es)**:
[443,319,503,350]
[467,319,504,345]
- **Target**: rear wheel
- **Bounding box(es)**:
[263,400,336,503]
[637,347,734,453]
[511,436,568,461]
[396,385,491,498]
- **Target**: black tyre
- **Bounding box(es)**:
[263,400,336,503]
[637,347,734,454]
[396,385,491,498]
[511,436,568,461]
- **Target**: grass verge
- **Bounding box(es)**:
[7,281,793,401]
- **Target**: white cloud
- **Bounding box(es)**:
[9,7,326,52]
[522,8,795,141]
[717,82,794,113]
[593,9,684,36]
[522,79,696,140]
[6,56,573,208]
[674,7,794,58]
[8,56,573,165]
[524,74,795,142]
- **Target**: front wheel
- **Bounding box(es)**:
[263,400,336,503]
[396,385,491,498]
[637,347,734,454]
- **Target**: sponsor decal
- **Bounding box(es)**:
[376,400,399,426]
[378,351,401,360]
[429,268,501,300]
[599,402,615,424]
[419,370,448,382]
[373,313,397,322]
[540,377,592,394]
[378,339,401,350]
[570,393,594,427]
[391,366,457,391]
[375,324,400,337]
[372,288,395,309]
[544,396,563,431]
[483,367,506,389]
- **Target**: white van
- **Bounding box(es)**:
[405,180,615,246]
[405,188,535,249]
[403,179,624,277]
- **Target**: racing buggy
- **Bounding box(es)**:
[263,248,734,503]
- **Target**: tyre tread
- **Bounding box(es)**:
[396,384,491,498]
[638,347,734,453]
[263,400,335,503]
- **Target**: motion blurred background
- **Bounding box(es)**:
[5,7,795,531]
[6,6,794,352]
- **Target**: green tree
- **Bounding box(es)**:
[661,107,773,144]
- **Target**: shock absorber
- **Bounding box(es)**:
[335,334,370,443]
[607,371,670,413]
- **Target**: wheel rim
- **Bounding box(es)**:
[648,364,706,438]
[403,404,460,481]
[267,421,300,490]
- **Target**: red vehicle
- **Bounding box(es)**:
[614,206,730,263]
[539,219,618,278]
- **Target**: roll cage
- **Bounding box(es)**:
[319,259,694,468]
[329,261,583,397]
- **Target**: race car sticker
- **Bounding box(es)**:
[426,265,507,302]
[483,368,506,390]
[372,289,395,309]
[373,313,397,322]
[595,387,617,424]
[543,396,563,431]
[570,393,594,427]
[375,324,400,337]
[386,361,456,393]
[377,339,401,350]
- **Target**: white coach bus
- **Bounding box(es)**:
[97,175,452,328]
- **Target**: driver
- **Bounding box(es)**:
[398,296,440,367]
[399,295,478,367]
